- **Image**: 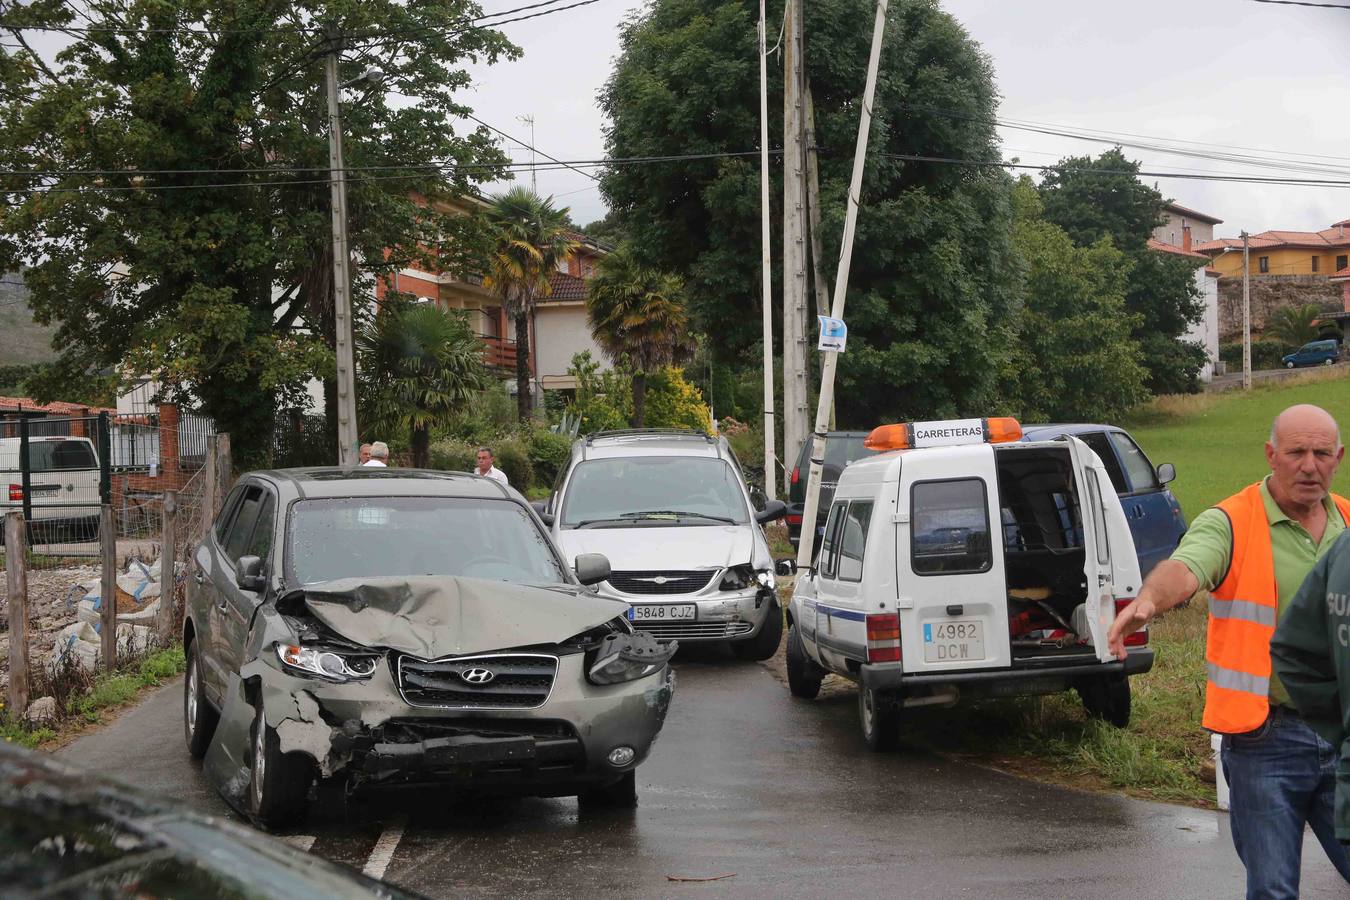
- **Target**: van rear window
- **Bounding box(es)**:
[30,440,97,472]
[911,479,992,575]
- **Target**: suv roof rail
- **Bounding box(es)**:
[583,428,716,445]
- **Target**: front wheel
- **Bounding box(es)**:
[578,770,637,809]
[249,705,314,828]
[785,624,824,699]
[183,640,218,758]
[1286,361,1296,369]
[730,602,784,661]
[1325,358,1335,366]
[858,686,902,751]
[1076,674,1131,728]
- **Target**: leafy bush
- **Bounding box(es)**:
[1218,339,1286,371]
[643,367,710,432]
[565,351,631,433]
[429,438,475,473]
[491,436,534,489]
[436,383,518,442]
[529,428,572,487]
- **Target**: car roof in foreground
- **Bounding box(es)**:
[579,432,724,459]
[251,467,518,500]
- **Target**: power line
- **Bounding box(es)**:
[1248,0,1350,8]
[460,112,602,183]
[879,152,1350,187]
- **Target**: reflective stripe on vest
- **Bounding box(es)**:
[1202,483,1350,735]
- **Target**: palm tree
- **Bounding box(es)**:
[483,188,577,421]
[1266,303,1325,350]
[358,299,489,468]
[586,243,694,427]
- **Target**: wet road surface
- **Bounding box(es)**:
[59,650,1347,898]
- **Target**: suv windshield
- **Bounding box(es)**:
[287,496,567,586]
[561,457,750,528]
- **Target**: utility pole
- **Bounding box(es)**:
[325,31,359,468]
[804,85,829,325]
[781,0,810,495]
[1242,231,1252,391]
[796,0,889,569]
[758,0,777,500]
[517,114,537,194]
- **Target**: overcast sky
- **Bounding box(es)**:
[457,0,1350,237]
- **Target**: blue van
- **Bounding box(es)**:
[1282,339,1339,369]
[1021,424,1186,578]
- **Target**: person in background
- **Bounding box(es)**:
[358,443,372,465]
[1108,404,1350,898]
[475,447,508,485]
[363,441,389,468]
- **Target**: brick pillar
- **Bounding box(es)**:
[159,403,181,481]
[1342,281,1350,313]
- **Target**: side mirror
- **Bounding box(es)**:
[530,501,555,527]
[775,558,797,577]
[1156,463,1176,485]
[756,499,787,525]
[573,552,611,587]
[234,555,265,593]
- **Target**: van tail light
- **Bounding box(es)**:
[790,467,800,485]
[866,613,901,663]
[7,484,21,502]
[1114,598,1148,647]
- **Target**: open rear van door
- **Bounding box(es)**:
[1065,437,1121,664]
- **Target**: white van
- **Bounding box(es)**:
[0,435,102,541]
[786,417,1154,749]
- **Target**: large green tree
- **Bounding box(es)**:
[0,1,514,467]
[1000,180,1148,422]
[483,187,577,422]
[586,243,693,427]
[358,299,489,468]
[1038,148,1207,395]
[600,0,1020,426]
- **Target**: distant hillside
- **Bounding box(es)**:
[0,274,58,366]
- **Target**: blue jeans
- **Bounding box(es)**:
[1221,708,1350,900]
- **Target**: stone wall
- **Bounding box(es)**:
[1216,275,1343,341]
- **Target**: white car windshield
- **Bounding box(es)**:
[560,457,750,528]
[287,496,567,586]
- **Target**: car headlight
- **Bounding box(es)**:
[276,644,380,682]
[587,632,677,686]
[720,564,774,591]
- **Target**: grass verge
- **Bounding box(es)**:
[1,643,185,749]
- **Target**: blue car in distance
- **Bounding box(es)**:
[1021,424,1186,578]
[1282,338,1339,369]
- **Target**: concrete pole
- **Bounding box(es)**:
[1242,231,1252,391]
[781,0,810,496]
[326,34,360,467]
[5,512,30,719]
[796,0,889,569]
[758,0,777,500]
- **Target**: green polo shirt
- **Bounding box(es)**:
[1172,476,1347,708]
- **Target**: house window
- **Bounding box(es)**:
[1312,256,1319,273]
[1338,255,1348,272]
[1259,257,1270,274]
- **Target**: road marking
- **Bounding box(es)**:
[361,817,406,881]
[279,834,316,853]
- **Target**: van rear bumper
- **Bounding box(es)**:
[861,648,1154,693]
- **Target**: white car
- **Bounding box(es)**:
[0,435,101,542]
[785,417,1154,749]
[539,429,788,660]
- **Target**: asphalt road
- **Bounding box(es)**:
[59,651,1348,899]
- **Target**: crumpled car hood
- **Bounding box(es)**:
[297,575,625,659]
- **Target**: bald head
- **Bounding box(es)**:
[1269,404,1341,451]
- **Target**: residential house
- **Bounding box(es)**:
[1196,220,1350,278]
[1152,202,1222,253]
[1146,200,1223,381]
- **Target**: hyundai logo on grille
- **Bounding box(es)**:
[460,667,496,685]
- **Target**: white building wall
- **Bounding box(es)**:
[1185,269,1220,382]
[533,303,609,390]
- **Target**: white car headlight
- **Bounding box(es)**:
[276,644,380,682]
[587,632,677,685]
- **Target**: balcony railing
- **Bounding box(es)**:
[480,335,517,369]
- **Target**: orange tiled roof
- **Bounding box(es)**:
[544,270,588,302]
[1194,221,1350,255]
[1146,238,1210,262]
[1332,267,1350,281]
[0,395,114,415]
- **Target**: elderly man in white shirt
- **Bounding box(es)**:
[475,447,508,485]
[362,441,389,467]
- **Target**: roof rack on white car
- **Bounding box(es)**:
[583,429,716,445]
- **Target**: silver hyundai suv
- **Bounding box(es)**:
[539,430,788,660]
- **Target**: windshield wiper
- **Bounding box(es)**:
[619,510,738,524]
[569,518,632,529]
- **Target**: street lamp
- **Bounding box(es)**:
[324,40,384,468]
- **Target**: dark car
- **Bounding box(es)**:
[0,742,422,899]
[786,432,877,547]
[1020,424,1186,577]
[185,468,675,828]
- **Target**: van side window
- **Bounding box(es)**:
[1077,432,1126,494]
[819,502,845,578]
[911,479,991,575]
[1107,432,1157,493]
[837,501,872,582]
